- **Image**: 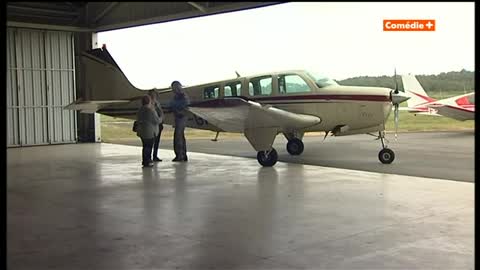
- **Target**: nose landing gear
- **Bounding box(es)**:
[377,131,395,164]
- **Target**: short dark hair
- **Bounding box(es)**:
[171,80,181,87]
[141,95,151,105]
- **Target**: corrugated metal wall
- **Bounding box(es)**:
[7,28,77,147]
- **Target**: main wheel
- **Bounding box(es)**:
[257,148,278,167]
[286,138,304,155]
[378,148,395,164]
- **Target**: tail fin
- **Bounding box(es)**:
[401,74,436,108]
[80,47,144,101]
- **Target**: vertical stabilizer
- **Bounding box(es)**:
[401,74,436,108]
[80,47,143,101]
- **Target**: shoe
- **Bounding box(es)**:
[172,158,181,162]
[142,163,153,168]
[153,157,162,162]
[182,157,188,162]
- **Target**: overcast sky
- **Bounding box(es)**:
[97,2,474,89]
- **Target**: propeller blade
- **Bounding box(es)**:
[394,68,399,94]
[394,103,399,141]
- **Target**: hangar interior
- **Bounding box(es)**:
[7,2,474,270]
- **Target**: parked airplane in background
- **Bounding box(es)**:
[66,46,409,166]
[401,74,475,121]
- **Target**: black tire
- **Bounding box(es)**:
[286,138,304,155]
[378,148,395,164]
[257,148,278,167]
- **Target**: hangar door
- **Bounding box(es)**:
[7,28,77,147]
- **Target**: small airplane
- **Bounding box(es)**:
[400,74,475,121]
[66,46,410,166]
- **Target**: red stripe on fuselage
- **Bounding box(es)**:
[253,94,390,102]
[190,94,391,108]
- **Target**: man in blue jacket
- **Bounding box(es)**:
[169,81,190,162]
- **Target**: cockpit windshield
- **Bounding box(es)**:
[306,71,338,88]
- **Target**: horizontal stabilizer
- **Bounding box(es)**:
[64,99,131,113]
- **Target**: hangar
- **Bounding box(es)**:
[6,1,281,146]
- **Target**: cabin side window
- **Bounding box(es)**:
[278,74,312,94]
[203,85,219,99]
[224,81,242,97]
[248,76,272,96]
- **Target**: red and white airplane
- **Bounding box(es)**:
[400,74,475,121]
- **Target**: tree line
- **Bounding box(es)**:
[338,69,474,94]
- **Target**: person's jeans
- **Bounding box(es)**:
[141,137,155,165]
[152,124,163,159]
[173,117,187,159]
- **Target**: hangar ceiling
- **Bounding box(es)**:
[7,2,283,32]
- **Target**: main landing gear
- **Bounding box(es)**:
[286,138,304,155]
[257,148,278,167]
[256,137,304,167]
[377,131,395,164]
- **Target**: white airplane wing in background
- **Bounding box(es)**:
[425,92,475,121]
[397,106,442,116]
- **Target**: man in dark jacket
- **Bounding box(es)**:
[169,81,190,162]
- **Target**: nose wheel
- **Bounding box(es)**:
[377,131,395,164]
[379,148,395,164]
[286,138,304,155]
[257,148,278,167]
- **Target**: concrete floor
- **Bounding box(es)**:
[115,130,475,182]
[7,143,474,270]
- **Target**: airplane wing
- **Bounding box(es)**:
[188,97,321,133]
[397,106,442,116]
[188,97,321,151]
[426,104,474,121]
[64,99,132,113]
[425,92,475,121]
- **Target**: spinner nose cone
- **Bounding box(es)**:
[390,89,410,105]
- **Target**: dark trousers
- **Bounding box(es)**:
[152,124,164,159]
[173,117,187,159]
[141,137,155,165]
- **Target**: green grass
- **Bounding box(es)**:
[384,111,474,132]
[100,107,474,143]
[100,114,242,142]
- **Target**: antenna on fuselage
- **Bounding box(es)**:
[235,71,241,78]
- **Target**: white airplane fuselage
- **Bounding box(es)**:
[67,47,407,166]
[99,71,393,136]
[100,71,392,135]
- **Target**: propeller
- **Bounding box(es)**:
[389,68,409,141]
[394,68,399,94]
[394,68,399,140]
